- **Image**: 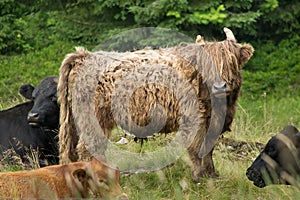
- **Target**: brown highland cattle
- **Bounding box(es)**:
[58,28,254,182]
[0,158,128,199]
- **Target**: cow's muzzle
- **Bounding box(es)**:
[246,167,266,188]
[27,112,42,127]
[212,81,229,98]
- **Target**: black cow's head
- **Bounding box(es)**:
[27,76,59,129]
[246,125,300,188]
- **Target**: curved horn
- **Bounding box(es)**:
[196,35,205,45]
[223,27,236,41]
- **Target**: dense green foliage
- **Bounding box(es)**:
[1,0,300,53]
[242,35,300,98]
[0,0,299,101]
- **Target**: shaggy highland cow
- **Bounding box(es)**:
[58,28,254,182]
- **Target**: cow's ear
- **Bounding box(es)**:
[73,169,88,186]
[239,44,254,65]
[19,84,35,100]
[280,125,299,136]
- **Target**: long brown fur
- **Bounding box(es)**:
[58,29,254,182]
[58,47,90,162]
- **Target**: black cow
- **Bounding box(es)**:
[246,125,300,187]
[27,76,59,129]
[0,76,59,166]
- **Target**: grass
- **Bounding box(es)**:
[111,94,300,200]
[0,41,75,106]
[1,41,300,199]
[119,145,300,200]
[3,96,299,199]
[232,95,300,142]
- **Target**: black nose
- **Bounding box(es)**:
[27,112,42,127]
[246,168,266,188]
[213,81,226,90]
[27,112,40,121]
[246,168,255,181]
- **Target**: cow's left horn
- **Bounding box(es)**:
[196,35,205,45]
[223,27,236,41]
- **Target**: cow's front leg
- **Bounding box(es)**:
[188,148,217,183]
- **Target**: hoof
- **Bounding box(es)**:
[191,170,219,183]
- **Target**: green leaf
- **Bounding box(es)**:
[166,10,181,18]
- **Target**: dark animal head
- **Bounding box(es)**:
[27,76,59,129]
[246,125,300,188]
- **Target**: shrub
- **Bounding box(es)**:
[242,35,300,98]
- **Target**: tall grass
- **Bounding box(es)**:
[1,94,299,199]
[118,95,300,200]
[232,95,300,142]
[121,149,300,200]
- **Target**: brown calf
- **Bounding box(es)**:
[0,158,128,199]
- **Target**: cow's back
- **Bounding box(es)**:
[0,102,34,148]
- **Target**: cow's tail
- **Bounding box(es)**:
[58,47,90,164]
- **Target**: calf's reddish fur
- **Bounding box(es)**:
[0,158,128,199]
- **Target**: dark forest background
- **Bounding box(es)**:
[1,0,299,102]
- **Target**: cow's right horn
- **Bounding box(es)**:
[223,27,236,41]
